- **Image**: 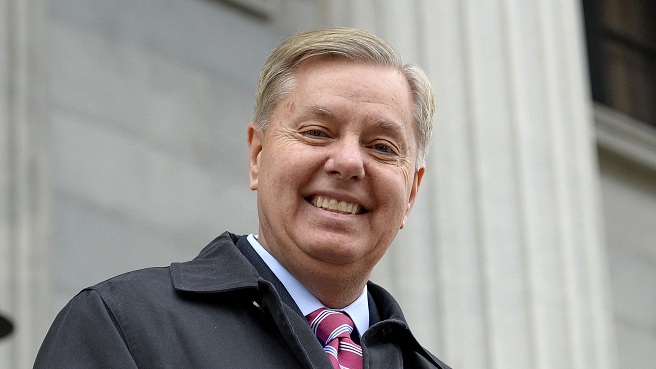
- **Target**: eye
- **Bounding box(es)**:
[372,142,398,156]
[298,127,332,144]
[305,129,325,137]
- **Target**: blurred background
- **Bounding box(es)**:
[1,0,654,368]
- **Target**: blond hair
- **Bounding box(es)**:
[253,27,435,167]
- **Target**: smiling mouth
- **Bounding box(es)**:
[308,195,366,215]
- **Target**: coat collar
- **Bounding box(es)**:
[170,232,261,293]
[169,231,410,323]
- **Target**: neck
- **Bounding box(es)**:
[254,232,373,309]
[289,262,369,309]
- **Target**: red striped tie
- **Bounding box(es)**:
[306,308,363,369]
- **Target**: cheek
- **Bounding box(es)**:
[260,149,291,182]
[371,177,416,231]
[377,169,414,204]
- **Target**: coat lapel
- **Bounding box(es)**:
[169,232,332,369]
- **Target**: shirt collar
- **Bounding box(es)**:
[247,234,369,337]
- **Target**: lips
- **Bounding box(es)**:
[309,195,364,215]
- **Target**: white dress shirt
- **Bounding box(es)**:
[247,234,370,338]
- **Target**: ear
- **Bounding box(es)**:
[247,122,263,191]
[400,166,425,229]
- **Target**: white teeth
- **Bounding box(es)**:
[312,195,361,215]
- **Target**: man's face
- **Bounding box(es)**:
[248,56,424,286]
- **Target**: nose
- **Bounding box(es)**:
[324,136,365,181]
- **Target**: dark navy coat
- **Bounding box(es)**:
[34,232,450,368]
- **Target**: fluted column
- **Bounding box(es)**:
[0,0,51,368]
[322,1,617,368]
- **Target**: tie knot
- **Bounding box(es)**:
[306,308,355,346]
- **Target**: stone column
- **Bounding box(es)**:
[322,1,618,368]
[0,0,51,368]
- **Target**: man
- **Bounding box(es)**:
[34,27,450,369]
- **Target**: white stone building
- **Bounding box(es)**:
[1,0,654,368]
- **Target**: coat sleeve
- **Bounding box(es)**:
[34,289,139,369]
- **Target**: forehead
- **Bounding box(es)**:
[288,57,415,130]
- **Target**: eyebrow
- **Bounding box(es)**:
[308,105,334,119]
[307,104,406,132]
[374,119,405,133]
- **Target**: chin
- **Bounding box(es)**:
[304,239,369,265]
